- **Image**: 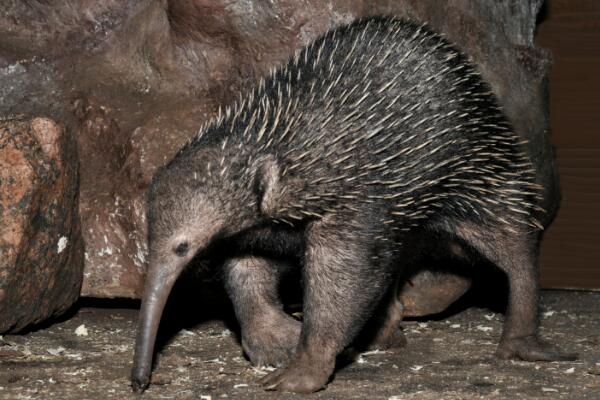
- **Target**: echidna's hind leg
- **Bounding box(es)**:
[450,221,577,362]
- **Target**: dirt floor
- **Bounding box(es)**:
[0,290,599,400]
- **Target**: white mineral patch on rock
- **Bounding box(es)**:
[57,236,68,253]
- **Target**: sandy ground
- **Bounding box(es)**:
[0,290,599,400]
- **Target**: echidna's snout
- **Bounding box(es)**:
[131,257,188,393]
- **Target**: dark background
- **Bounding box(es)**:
[537,0,600,289]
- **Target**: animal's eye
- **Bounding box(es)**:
[174,242,189,257]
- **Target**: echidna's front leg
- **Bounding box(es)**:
[223,256,301,367]
[259,216,395,393]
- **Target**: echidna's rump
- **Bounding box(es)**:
[132,17,576,395]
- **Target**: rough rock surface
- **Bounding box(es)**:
[0,0,554,301]
[0,118,83,333]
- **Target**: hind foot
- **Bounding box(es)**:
[496,335,578,362]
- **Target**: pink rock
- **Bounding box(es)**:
[0,118,83,333]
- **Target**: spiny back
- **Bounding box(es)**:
[181,16,543,232]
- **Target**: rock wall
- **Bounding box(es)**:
[0,1,553,313]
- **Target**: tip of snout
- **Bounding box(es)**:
[131,372,150,393]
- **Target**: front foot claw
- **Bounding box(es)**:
[496,336,578,362]
[258,357,333,393]
[242,313,301,367]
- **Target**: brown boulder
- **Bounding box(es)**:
[0,117,83,332]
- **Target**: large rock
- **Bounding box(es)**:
[0,1,554,310]
[0,118,83,332]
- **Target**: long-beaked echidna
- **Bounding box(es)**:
[131,16,576,394]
